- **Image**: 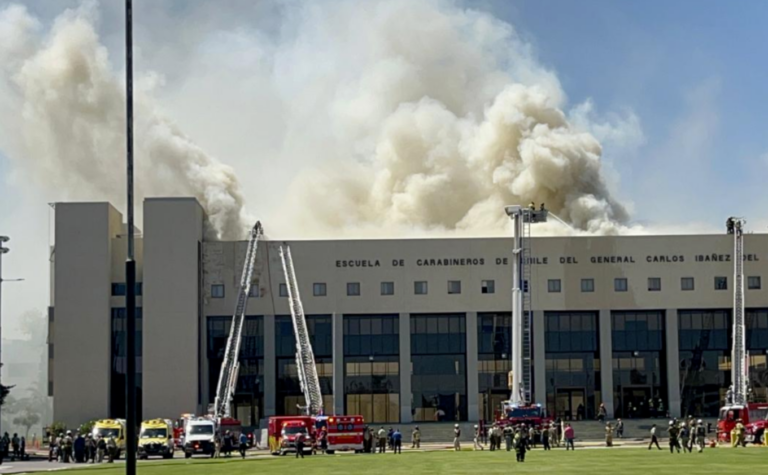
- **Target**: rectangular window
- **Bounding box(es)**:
[648,277,661,292]
[614,278,628,292]
[481,280,495,294]
[414,281,428,295]
[135,283,143,296]
[448,280,462,294]
[111,283,127,296]
[748,276,761,290]
[248,285,260,298]
[715,276,728,290]
[681,277,694,291]
[347,282,361,296]
[313,283,327,297]
[211,284,225,298]
[548,279,561,293]
[381,282,395,296]
[279,283,288,298]
[581,278,594,293]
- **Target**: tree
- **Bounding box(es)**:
[12,409,40,439]
[0,364,13,407]
[79,420,97,435]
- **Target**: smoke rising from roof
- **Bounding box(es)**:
[0,3,250,239]
[0,0,641,240]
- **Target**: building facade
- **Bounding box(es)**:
[49,199,768,427]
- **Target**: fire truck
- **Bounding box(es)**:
[320,415,365,453]
[716,218,767,444]
[495,206,552,430]
[268,416,316,455]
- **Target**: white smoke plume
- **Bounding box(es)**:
[0,0,642,240]
[0,3,250,240]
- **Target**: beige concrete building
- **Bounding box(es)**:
[49,198,768,428]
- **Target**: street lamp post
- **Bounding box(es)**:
[0,236,25,434]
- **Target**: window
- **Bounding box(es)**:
[448,280,461,294]
[211,284,225,298]
[248,285,260,298]
[715,276,728,290]
[581,278,594,293]
[648,277,661,292]
[279,283,288,297]
[614,278,628,292]
[522,280,529,293]
[481,280,495,294]
[135,283,143,296]
[347,282,361,296]
[681,277,694,291]
[381,282,395,296]
[313,283,327,297]
[548,279,561,293]
[414,281,428,295]
[748,276,762,290]
[111,283,127,296]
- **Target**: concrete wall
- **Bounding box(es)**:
[142,198,204,418]
[52,203,122,427]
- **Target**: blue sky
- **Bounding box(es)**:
[1,0,768,335]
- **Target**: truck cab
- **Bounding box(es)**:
[498,402,551,429]
[92,419,127,459]
[183,418,217,458]
[719,403,768,443]
[138,419,175,459]
[268,416,315,456]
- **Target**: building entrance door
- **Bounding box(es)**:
[620,387,651,418]
[555,388,586,421]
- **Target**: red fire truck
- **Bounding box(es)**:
[717,402,768,443]
[268,416,316,455]
[319,415,365,453]
[497,400,551,429]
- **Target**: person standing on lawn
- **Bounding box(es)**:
[453,424,461,451]
[564,424,575,450]
[648,424,662,450]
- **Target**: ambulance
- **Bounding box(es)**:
[138,419,175,459]
[92,419,127,459]
[323,415,365,454]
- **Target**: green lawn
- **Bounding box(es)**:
[54,448,767,475]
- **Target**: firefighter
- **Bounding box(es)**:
[411,426,420,449]
[695,420,706,452]
[106,436,117,463]
[504,424,513,451]
[514,428,527,462]
[680,422,690,453]
[542,424,551,451]
[453,424,461,451]
[667,421,680,453]
[295,431,305,459]
[363,426,372,453]
[732,419,746,448]
[473,425,484,451]
[97,436,107,463]
[616,418,624,438]
[63,431,74,463]
[605,423,614,447]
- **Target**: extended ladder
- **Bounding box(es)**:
[729,218,748,405]
[520,214,533,404]
[212,222,263,419]
[279,245,324,416]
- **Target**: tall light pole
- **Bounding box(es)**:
[0,235,25,434]
[124,1,137,474]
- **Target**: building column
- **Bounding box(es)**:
[598,309,614,419]
[532,310,546,408]
[399,313,412,423]
[466,312,479,422]
[263,314,276,417]
[332,313,345,416]
[665,309,681,418]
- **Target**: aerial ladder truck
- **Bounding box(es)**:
[497,204,551,429]
[211,222,264,421]
[718,218,768,444]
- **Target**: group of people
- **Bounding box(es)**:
[360,426,409,454]
[214,430,249,459]
[474,421,576,455]
[0,432,27,464]
[48,430,118,464]
[646,418,708,453]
